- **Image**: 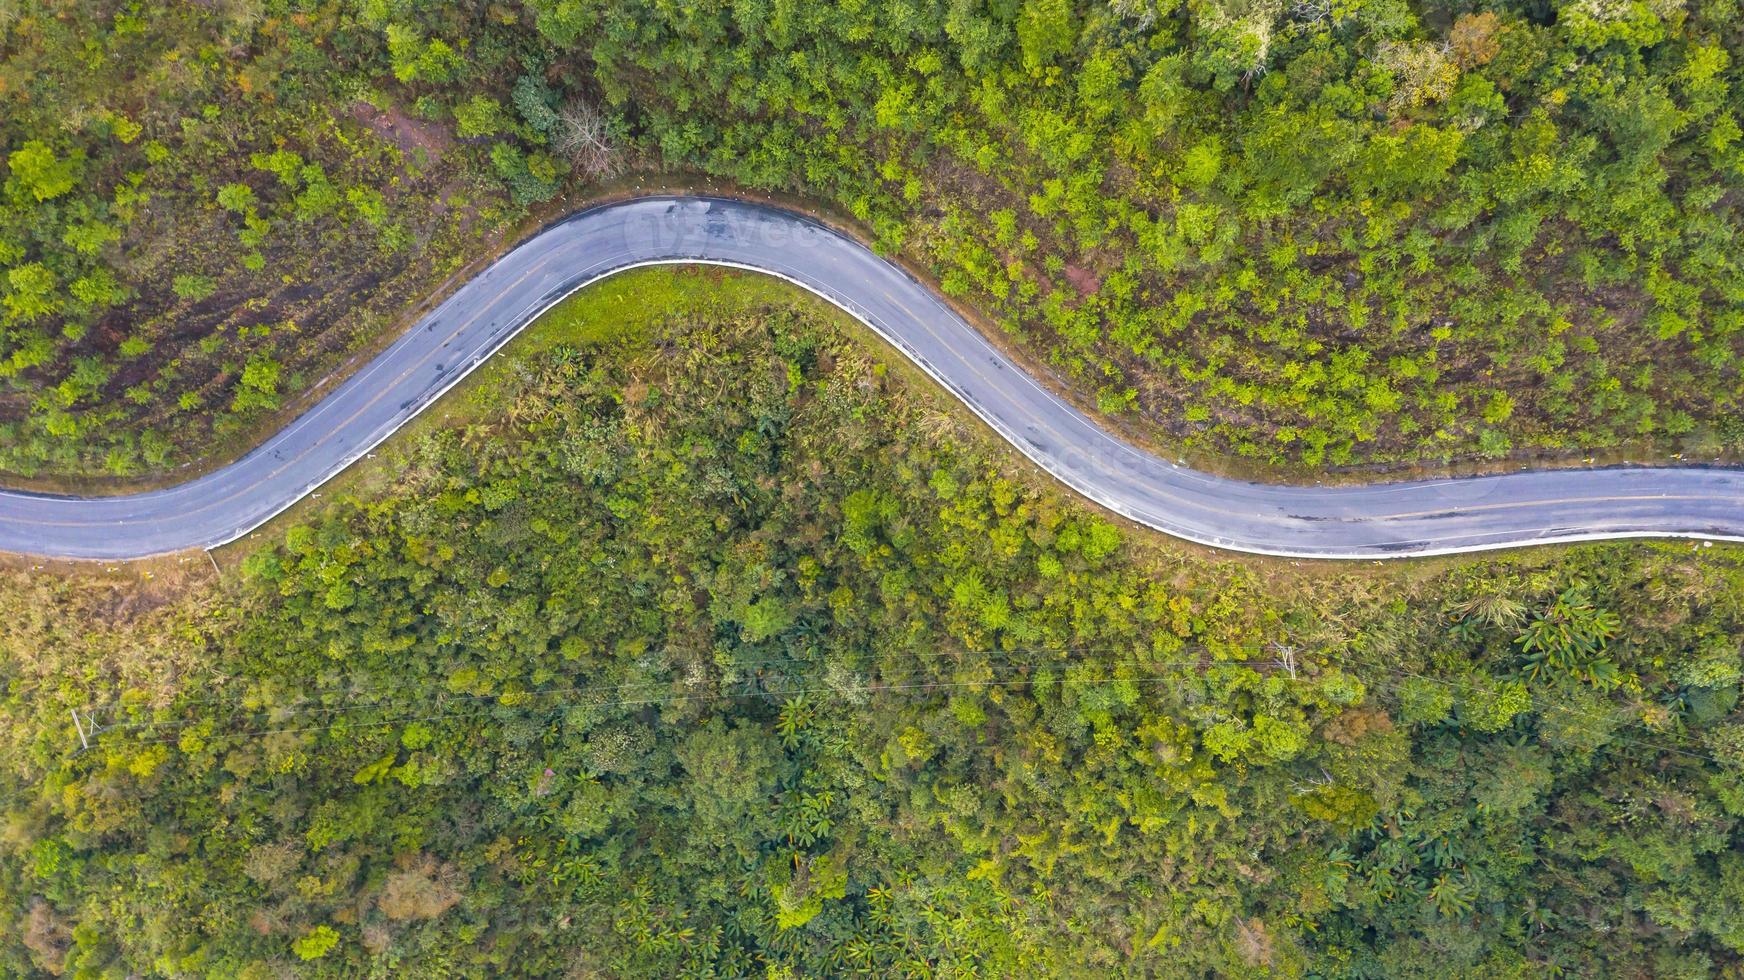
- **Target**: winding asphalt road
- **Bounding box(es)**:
[1,196,1740,560]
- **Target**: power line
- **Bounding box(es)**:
[27,641,1125,717]
[81,650,1744,774]
[16,635,1740,805]
[82,647,1113,738]
[116,657,1276,748]
[23,604,1727,764]
[90,637,1729,767]
[1,656,1737,824]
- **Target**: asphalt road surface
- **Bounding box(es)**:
[1,196,1740,561]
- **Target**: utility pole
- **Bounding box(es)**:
[1269,642,1298,680]
[70,708,92,751]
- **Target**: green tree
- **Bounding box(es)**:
[7,141,81,201]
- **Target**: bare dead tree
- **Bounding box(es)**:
[553,101,622,180]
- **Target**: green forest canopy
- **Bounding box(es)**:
[4,1,1744,974]
[1,269,1743,976]
[0,0,1739,477]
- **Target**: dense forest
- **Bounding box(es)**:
[6,2,1744,976]
[1,0,1740,478]
[1,269,1743,975]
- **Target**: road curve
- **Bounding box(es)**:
[1,196,1740,560]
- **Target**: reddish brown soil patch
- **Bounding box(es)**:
[348,100,452,161]
[1063,263,1101,296]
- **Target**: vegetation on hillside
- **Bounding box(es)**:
[0,4,522,478]
[3,1,1741,477]
[3,274,1744,975]
[568,0,1744,468]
